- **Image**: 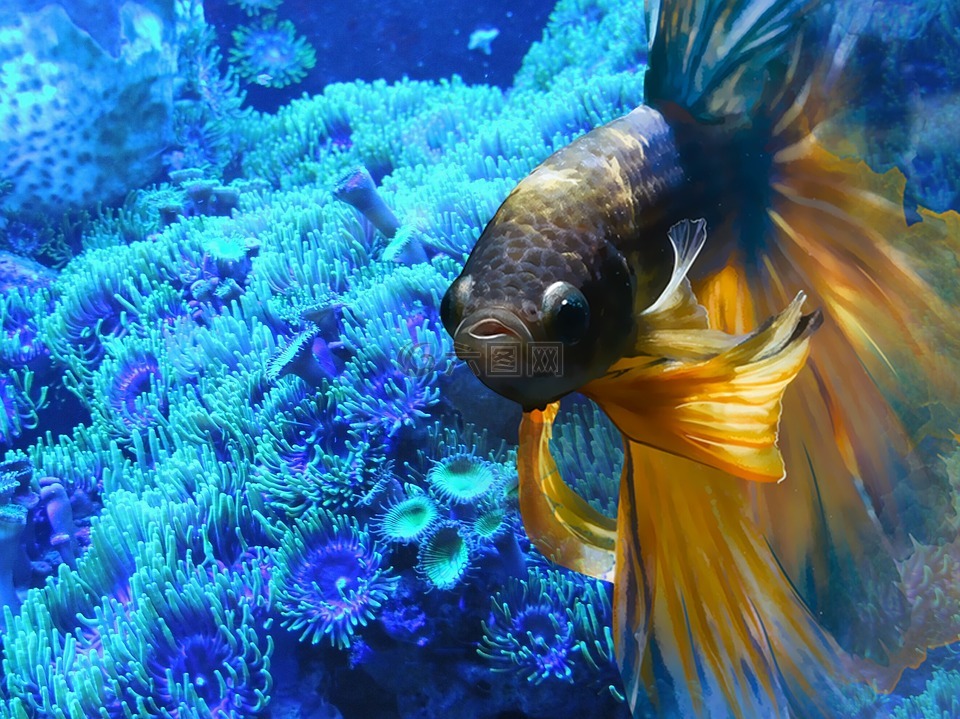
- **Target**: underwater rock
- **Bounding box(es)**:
[0,1,178,217]
[0,251,57,292]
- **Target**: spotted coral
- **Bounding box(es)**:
[0,3,177,215]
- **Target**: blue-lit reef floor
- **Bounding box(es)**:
[0,0,959,717]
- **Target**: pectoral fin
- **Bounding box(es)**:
[584,293,821,483]
[517,403,617,580]
[635,219,711,333]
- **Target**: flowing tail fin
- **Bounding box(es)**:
[582,0,960,711]
[616,442,853,718]
[645,0,960,691]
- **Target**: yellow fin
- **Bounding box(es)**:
[517,403,617,580]
[584,293,820,482]
[615,440,854,718]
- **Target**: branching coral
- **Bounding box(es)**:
[230,16,317,89]
[272,507,398,648]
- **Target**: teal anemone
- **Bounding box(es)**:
[416,521,471,590]
[375,489,439,544]
[426,453,499,504]
[272,508,398,648]
[230,16,317,89]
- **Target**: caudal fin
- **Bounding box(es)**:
[651,0,960,686]
[616,441,855,718]
[643,0,960,698]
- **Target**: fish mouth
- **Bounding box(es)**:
[456,309,533,344]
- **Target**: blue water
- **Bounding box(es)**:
[0,0,958,717]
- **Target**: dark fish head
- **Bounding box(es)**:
[441,173,645,411]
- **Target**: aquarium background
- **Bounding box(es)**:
[0,0,958,717]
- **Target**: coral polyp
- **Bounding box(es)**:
[416,521,471,590]
[426,453,499,504]
[230,16,317,89]
[272,508,398,648]
[375,489,439,544]
[123,564,274,717]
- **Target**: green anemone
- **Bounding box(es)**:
[471,505,509,542]
[426,453,499,504]
[375,492,438,544]
[416,521,470,590]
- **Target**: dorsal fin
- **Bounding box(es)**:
[644,0,819,118]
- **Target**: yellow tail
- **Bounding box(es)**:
[694,138,960,687]
[615,442,852,718]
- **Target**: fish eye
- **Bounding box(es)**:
[542,281,590,344]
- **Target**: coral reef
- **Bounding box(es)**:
[272,508,398,648]
[0,0,954,716]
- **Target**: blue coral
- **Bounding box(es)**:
[0,370,47,448]
[118,562,273,717]
[272,507,398,648]
[253,383,380,515]
[90,335,171,443]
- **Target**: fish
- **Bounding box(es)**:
[440,0,960,717]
